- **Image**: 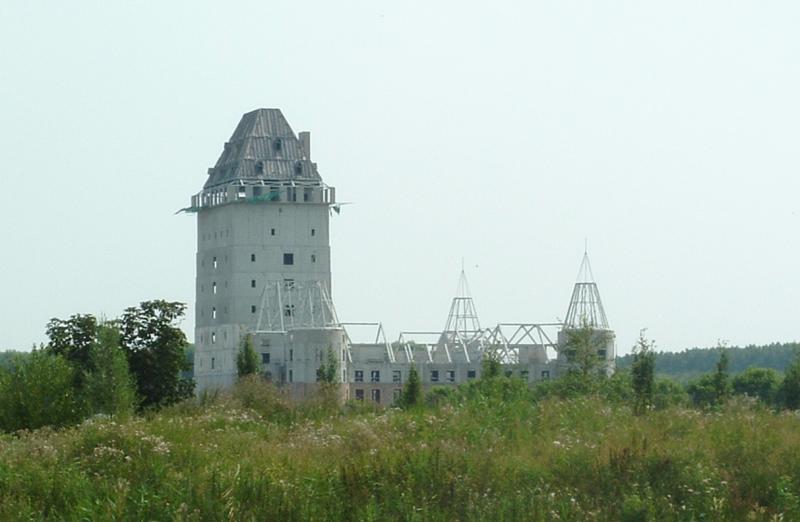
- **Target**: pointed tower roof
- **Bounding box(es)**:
[563,252,609,329]
[204,108,321,189]
[440,268,483,344]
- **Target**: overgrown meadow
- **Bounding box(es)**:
[2,375,800,521]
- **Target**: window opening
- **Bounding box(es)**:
[283,253,294,265]
[370,370,380,382]
[354,370,364,382]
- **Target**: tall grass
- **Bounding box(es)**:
[1,378,799,520]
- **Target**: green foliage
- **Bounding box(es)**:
[119,300,194,410]
[45,314,98,375]
[631,331,656,415]
[236,334,260,377]
[652,378,688,410]
[4,383,800,520]
[686,374,718,408]
[398,365,422,408]
[83,324,138,418]
[733,367,781,404]
[0,350,85,431]
[481,354,502,379]
[562,320,610,378]
[0,350,30,371]
[713,348,732,403]
[315,346,338,384]
[617,342,800,382]
[780,353,800,410]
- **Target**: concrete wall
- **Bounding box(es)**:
[194,195,331,392]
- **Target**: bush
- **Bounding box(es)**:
[0,351,85,431]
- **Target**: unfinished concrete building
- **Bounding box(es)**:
[186,109,615,403]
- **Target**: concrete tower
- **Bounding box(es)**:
[190,109,345,392]
[557,252,616,375]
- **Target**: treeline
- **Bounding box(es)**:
[617,341,800,381]
[0,301,193,432]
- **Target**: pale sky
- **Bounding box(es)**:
[1,1,798,355]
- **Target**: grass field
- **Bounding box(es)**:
[1,377,799,521]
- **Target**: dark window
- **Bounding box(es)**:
[270,228,276,236]
[294,162,303,176]
[598,350,607,359]
[355,370,364,382]
[303,188,313,202]
[311,228,315,236]
[431,370,439,382]
[211,332,216,344]
[212,282,217,294]
[212,307,216,319]
[467,369,476,379]
[251,279,256,288]
[262,353,270,364]
[273,139,282,152]
[311,254,316,263]
[255,161,264,174]
[446,370,455,382]
[211,357,215,369]
[283,253,294,265]
[251,305,256,314]
[284,304,295,317]
[371,389,381,403]
[283,279,295,290]
[288,369,293,382]
[521,370,530,381]
[289,349,293,361]
[371,370,380,382]
[355,389,364,401]
[505,370,513,378]
[392,370,402,383]
[213,256,217,269]
[251,253,256,262]
[541,370,550,380]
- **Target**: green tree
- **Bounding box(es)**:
[316,346,338,384]
[45,314,99,380]
[237,334,260,377]
[481,354,502,379]
[686,374,718,408]
[732,367,780,404]
[562,320,610,379]
[631,330,656,415]
[780,353,800,410]
[120,300,194,409]
[83,323,138,417]
[0,350,84,431]
[399,365,422,408]
[713,347,732,403]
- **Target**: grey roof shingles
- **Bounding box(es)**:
[204,109,321,189]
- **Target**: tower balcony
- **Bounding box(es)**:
[185,180,336,213]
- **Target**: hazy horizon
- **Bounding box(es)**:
[1,1,798,356]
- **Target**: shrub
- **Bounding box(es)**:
[0,351,85,431]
